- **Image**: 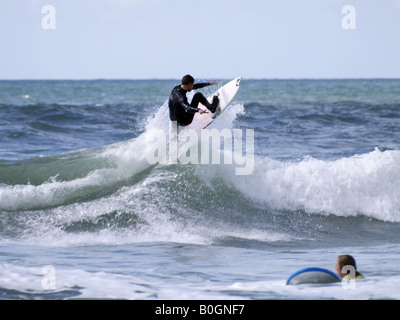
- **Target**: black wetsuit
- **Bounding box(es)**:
[168,83,212,126]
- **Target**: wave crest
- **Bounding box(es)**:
[217,148,400,222]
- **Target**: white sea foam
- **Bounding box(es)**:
[0,102,245,212]
[217,148,400,222]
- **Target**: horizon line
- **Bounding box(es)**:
[1,77,400,81]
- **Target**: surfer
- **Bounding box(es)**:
[335,255,364,279]
[168,74,219,127]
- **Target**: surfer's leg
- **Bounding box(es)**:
[190,92,208,108]
[191,92,219,113]
[209,95,219,113]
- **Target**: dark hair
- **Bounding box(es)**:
[337,255,357,269]
[182,75,194,85]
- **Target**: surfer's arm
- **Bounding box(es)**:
[177,95,200,114]
[181,101,206,114]
[193,81,217,90]
[182,104,201,113]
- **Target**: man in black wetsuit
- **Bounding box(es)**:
[168,74,219,127]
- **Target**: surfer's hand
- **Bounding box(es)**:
[209,81,217,86]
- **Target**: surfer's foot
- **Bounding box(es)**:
[209,95,219,113]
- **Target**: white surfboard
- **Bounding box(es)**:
[188,76,242,131]
[286,267,341,285]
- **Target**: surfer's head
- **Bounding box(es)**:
[335,255,357,278]
[181,74,194,91]
[182,75,194,85]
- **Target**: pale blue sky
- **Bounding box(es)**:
[1,0,399,79]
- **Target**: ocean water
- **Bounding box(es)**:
[1,78,400,300]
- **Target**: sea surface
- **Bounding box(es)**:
[1,78,400,300]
